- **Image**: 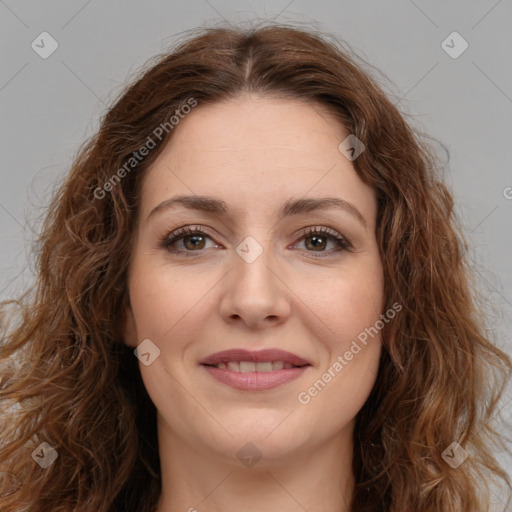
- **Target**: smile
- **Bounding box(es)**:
[210,360,300,371]
[199,348,311,390]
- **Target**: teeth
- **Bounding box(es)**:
[215,360,299,372]
[272,360,284,370]
[227,361,240,372]
[256,361,273,372]
[240,361,256,373]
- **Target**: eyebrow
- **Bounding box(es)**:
[147,194,367,228]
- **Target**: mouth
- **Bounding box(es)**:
[203,360,307,371]
[199,349,311,390]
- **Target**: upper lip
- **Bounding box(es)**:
[200,349,311,366]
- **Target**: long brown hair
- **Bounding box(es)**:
[1,22,511,512]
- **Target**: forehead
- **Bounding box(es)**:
[139,94,376,225]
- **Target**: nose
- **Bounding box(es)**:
[218,238,291,330]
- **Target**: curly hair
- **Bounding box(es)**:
[1,22,511,512]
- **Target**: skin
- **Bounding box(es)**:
[123,94,384,512]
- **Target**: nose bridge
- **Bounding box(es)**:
[233,233,279,297]
[236,234,274,287]
[219,233,290,328]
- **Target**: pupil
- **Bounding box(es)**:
[185,235,205,250]
[307,235,326,250]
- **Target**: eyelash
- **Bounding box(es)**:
[160,225,352,258]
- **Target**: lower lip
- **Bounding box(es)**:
[201,365,309,390]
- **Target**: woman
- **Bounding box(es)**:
[1,23,511,512]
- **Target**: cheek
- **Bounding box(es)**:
[295,267,383,428]
[296,255,384,342]
[128,262,207,341]
[292,254,384,416]
[335,268,384,368]
[337,275,384,339]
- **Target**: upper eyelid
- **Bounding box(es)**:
[165,224,344,238]
[163,225,351,248]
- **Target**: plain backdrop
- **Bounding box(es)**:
[1,0,511,505]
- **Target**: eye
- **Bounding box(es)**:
[161,225,219,257]
[291,226,352,257]
[161,225,352,258]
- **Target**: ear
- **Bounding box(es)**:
[122,304,138,348]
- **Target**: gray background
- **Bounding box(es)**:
[1,0,511,503]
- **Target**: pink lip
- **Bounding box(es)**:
[199,348,310,366]
[202,365,309,390]
[199,348,311,391]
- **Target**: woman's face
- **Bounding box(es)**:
[124,94,384,465]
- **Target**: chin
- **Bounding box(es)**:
[209,421,310,464]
